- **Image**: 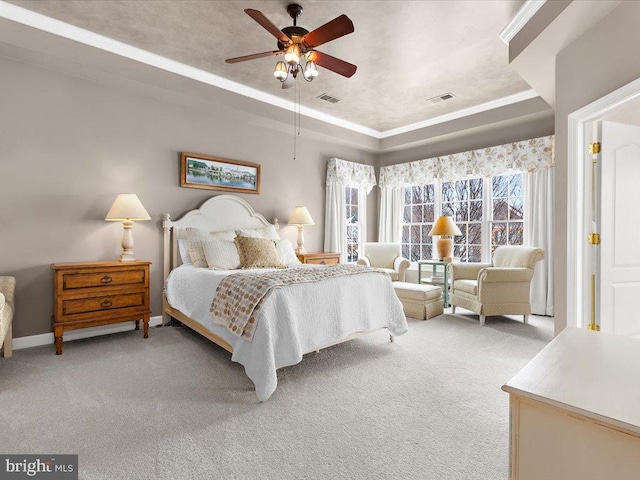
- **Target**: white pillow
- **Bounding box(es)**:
[276,239,301,265]
[236,226,280,241]
[203,239,241,270]
[177,238,191,265]
[186,228,237,268]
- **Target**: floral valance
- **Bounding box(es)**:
[379,135,554,187]
[326,158,377,193]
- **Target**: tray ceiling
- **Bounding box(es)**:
[6,0,531,133]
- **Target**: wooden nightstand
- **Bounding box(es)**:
[52,260,151,355]
[296,252,340,265]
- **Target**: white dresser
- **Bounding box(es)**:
[502,327,640,480]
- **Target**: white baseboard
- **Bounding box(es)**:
[12,315,164,351]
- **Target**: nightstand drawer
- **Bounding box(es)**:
[306,257,339,265]
[60,268,146,291]
[62,291,146,316]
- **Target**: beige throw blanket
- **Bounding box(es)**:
[210,264,387,341]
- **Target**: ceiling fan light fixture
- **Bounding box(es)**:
[284,44,301,65]
[303,60,319,81]
[274,61,289,81]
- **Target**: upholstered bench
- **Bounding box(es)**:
[393,282,443,320]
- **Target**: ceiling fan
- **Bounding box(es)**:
[225,4,356,89]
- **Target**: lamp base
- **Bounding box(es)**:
[436,237,453,260]
[119,220,137,262]
[295,225,306,254]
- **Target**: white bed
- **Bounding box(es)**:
[162,195,407,401]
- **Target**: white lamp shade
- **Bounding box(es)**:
[288,206,315,226]
[105,194,151,221]
[428,216,462,236]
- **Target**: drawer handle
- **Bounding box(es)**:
[100,299,113,308]
[101,275,113,284]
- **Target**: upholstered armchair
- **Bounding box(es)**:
[0,276,15,357]
[450,246,543,326]
[357,243,410,282]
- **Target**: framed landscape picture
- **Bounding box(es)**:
[180,152,260,194]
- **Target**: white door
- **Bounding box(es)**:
[599,120,640,336]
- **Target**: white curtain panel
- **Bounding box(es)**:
[378,186,404,243]
[358,187,368,258]
[324,181,347,263]
[524,167,555,316]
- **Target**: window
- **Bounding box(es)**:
[442,178,483,262]
[401,172,524,263]
[491,173,524,253]
[402,184,436,262]
[345,186,360,262]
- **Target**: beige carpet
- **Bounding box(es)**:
[0,312,553,479]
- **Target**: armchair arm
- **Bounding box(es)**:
[393,256,410,281]
[357,257,371,267]
[0,276,15,311]
[478,267,533,283]
[450,263,492,282]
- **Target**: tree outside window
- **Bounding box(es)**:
[401,184,436,262]
[345,186,360,262]
[491,173,524,253]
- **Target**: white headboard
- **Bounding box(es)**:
[162,195,278,281]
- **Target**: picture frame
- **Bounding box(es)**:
[180,152,261,194]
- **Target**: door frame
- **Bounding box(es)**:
[567,77,640,328]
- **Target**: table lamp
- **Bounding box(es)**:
[105,194,151,261]
[288,206,315,254]
[428,216,462,260]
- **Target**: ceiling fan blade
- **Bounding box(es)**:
[282,74,295,89]
[226,51,282,64]
[308,51,357,78]
[302,15,354,48]
[245,9,291,45]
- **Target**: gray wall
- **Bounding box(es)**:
[554,1,640,335]
[0,54,376,338]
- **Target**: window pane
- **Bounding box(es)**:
[402,244,410,259]
[412,186,424,204]
[470,178,483,199]
[404,205,412,223]
[492,175,508,198]
[442,182,454,201]
[493,199,508,220]
[402,225,410,244]
[351,206,359,223]
[424,204,435,222]
[421,245,432,260]
[404,187,412,204]
[509,197,523,221]
[454,202,468,222]
[411,225,421,244]
[421,225,433,244]
[469,200,482,221]
[412,205,423,223]
[454,244,467,261]
[411,245,421,262]
[468,246,482,263]
[509,173,522,197]
[492,223,507,245]
[455,180,468,200]
[351,188,358,205]
[509,222,523,245]
[454,224,467,245]
[468,223,482,244]
[442,202,454,217]
[425,184,435,203]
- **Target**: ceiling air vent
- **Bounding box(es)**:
[317,93,341,104]
[427,92,455,104]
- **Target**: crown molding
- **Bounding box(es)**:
[500,0,547,44]
[0,1,541,142]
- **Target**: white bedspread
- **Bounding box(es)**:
[165,264,407,401]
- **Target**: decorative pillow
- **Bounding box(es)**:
[0,292,4,316]
[186,228,237,268]
[203,239,241,270]
[236,226,280,241]
[276,239,301,265]
[235,236,287,269]
[177,238,191,265]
